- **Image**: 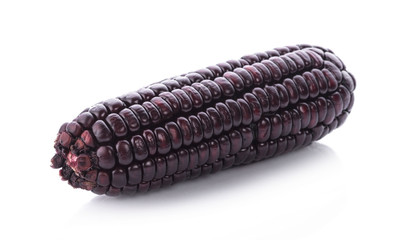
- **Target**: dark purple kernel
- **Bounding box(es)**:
[262,60,282,81]
[229,130,242,155]
[89,104,108,120]
[116,140,134,165]
[265,86,280,112]
[216,62,233,73]
[244,65,264,86]
[237,98,252,125]
[324,61,342,82]
[218,135,231,158]
[290,109,301,135]
[275,138,288,156]
[207,139,220,164]
[286,45,300,52]
[253,62,273,84]
[286,52,305,71]
[66,122,82,137]
[338,85,351,110]
[188,147,199,170]
[325,52,344,70]
[118,92,143,106]
[97,146,115,170]
[137,182,150,193]
[303,72,320,98]
[172,89,192,113]
[270,114,283,140]
[280,55,297,74]
[225,99,242,127]
[197,142,209,166]
[127,163,142,185]
[269,57,289,76]
[215,102,233,132]
[316,97,328,122]
[163,79,184,89]
[188,115,203,144]
[207,65,223,77]
[192,83,212,104]
[235,147,249,165]
[166,153,178,175]
[241,54,259,64]
[207,107,223,136]
[130,104,150,126]
[177,117,193,146]
[177,149,190,172]
[223,155,235,169]
[293,75,310,100]
[214,77,235,97]
[226,59,242,69]
[185,72,204,83]
[119,109,140,132]
[142,129,157,155]
[182,86,203,109]
[76,112,95,129]
[224,72,245,92]
[142,101,162,125]
[256,142,268,161]
[243,93,262,122]
[266,49,280,57]
[195,68,214,79]
[275,84,289,109]
[154,156,166,179]
[97,171,110,186]
[154,127,171,155]
[304,49,324,68]
[323,99,336,125]
[103,98,125,113]
[294,50,311,68]
[112,168,127,188]
[105,113,127,137]
[286,135,296,152]
[266,140,278,158]
[234,68,254,88]
[201,80,222,100]
[342,71,355,92]
[323,69,338,92]
[137,88,155,101]
[252,87,270,113]
[254,52,269,60]
[131,135,148,161]
[240,127,253,148]
[298,103,311,129]
[150,179,162,191]
[151,97,173,120]
[159,92,181,115]
[197,112,213,139]
[92,120,112,143]
[257,118,271,142]
[142,159,155,182]
[311,69,328,95]
[330,92,344,115]
[308,102,319,129]
[281,110,293,137]
[282,78,299,104]
[165,122,183,150]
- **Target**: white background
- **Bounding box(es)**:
[1,0,398,239]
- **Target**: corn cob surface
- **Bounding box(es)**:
[51,44,356,196]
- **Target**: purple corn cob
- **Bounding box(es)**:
[51,44,356,196]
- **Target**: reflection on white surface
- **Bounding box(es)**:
[69,142,345,239]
